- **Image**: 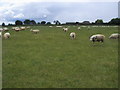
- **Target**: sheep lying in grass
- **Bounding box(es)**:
[109,33,120,39]
[70,32,76,39]
[63,28,68,32]
[30,29,39,34]
[4,32,10,39]
[90,34,105,43]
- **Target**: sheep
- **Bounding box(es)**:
[4,32,10,39]
[20,27,26,30]
[56,26,63,27]
[70,32,76,39]
[77,27,81,30]
[0,28,3,31]
[49,26,52,27]
[0,32,2,37]
[14,27,21,32]
[3,27,9,32]
[63,28,68,32]
[26,26,30,29]
[30,29,39,34]
[109,33,120,39]
[90,34,105,43]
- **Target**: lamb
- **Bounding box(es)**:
[70,32,76,39]
[30,29,39,34]
[90,34,105,43]
[63,28,68,32]
[4,32,10,39]
[109,33,120,39]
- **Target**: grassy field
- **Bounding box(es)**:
[2,26,118,88]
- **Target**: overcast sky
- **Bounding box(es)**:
[0,0,119,25]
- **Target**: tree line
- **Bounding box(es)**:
[1,18,120,26]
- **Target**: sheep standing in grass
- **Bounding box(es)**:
[4,32,10,39]
[3,27,9,32]
[15,27,21,32]
[0,32,2,37]
[63,28,68,32]
[70,32,76,39]
[109,33,120,39]
[20,27,26,30]
[90,34,105,43]
[77,27,81,30]
[30,29,39,34]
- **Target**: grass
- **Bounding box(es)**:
[2,25,118,88]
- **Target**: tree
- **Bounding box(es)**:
[53,20,61,25]
[15,20,23,25]
[46,22,51,25]
[24,19,31,25]
[37,22,40,24]
[41,21,46,25]
[30,20,36,25]
[95,19,103,25]
[109,18,120,25]
[2,23,5,26]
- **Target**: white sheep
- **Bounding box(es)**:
[77,27,81,30]
[70,32,76,39]
[49,26,53,27]
[0,28,3,31]
[3,27,9,31]
[20,27,26,30]
[4,32,10,39]
[90,34,105,43]
[30,29,39,34]
[26,26,30,29]
[63,28,68,32]
[14,27,21,32]
[109,33,120,39]
[56,26,63,28]
[0,32,2,37]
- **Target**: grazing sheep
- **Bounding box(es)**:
[14,27,21,32]
[30,29,39,34]
[56,26,63,28]
[63,28,68,32]
[26,26,30,29]
[3,27,9,32]
[20,27,26,30]
[70,32,76,39]
[4,32,10,39]
[77,27,81,30]
[109,33,120,39]
[90,34,105,43]
[49,26,52,27]
[0,28,3,31]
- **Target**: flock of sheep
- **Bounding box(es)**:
[0,26,119,43]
